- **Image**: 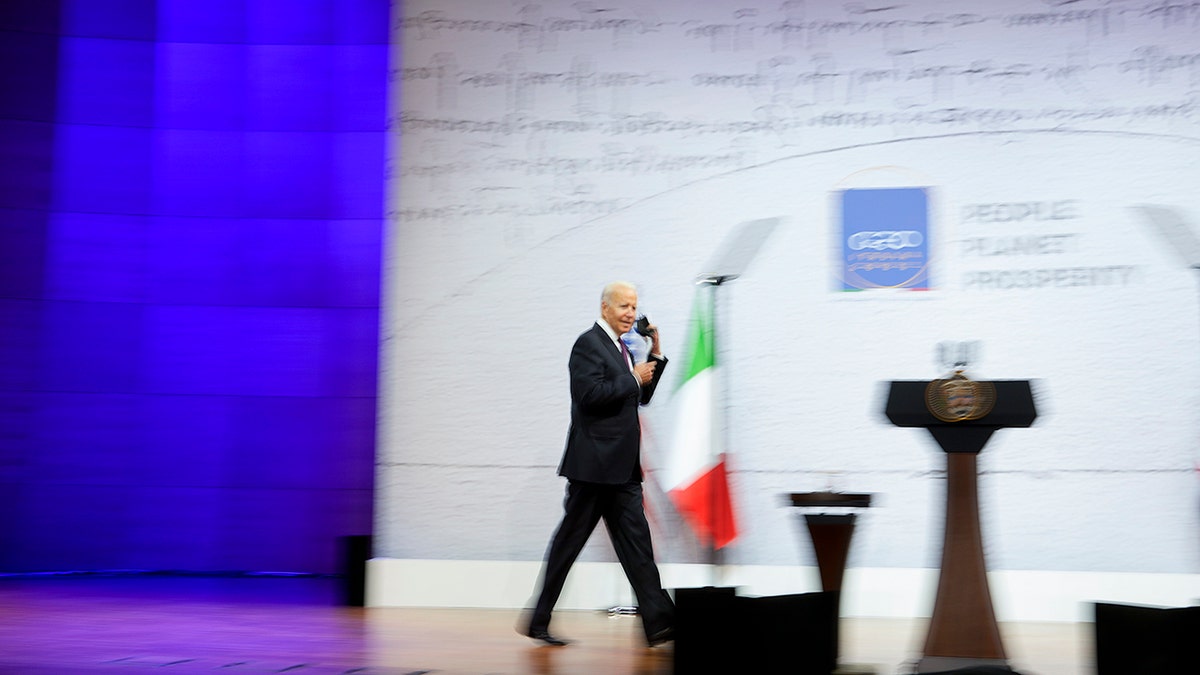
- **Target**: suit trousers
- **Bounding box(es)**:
[530,479,675,639]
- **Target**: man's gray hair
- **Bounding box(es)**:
[601,281,637,304]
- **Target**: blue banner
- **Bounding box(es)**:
[839,187,931,291]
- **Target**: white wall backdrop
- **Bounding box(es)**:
[378,0,1200,604]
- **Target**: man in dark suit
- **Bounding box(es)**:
[523,281,675,648]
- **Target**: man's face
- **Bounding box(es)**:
[601,286,638,335]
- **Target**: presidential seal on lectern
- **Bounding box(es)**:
[924,370,997,423]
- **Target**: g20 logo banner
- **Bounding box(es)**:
[839,187,931,291]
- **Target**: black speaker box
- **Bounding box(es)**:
[1094,601,1200,674]
[339,534,372,607]
[675,587,838,674]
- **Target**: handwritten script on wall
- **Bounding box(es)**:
[392,1,1199,231]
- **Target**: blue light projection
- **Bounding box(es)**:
[0,0,388,574]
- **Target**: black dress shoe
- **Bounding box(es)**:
[646,626,675,647]
[526,628,571,647]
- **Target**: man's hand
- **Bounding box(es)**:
[633,360,657,386]
[647,322,662,357]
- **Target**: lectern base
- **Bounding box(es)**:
[916,656,1017,674]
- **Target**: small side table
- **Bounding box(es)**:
[789,491,875,675]
[789,492,872,595]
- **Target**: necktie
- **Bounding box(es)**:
[619,340,633,370]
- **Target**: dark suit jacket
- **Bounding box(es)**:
[557,322,668,485]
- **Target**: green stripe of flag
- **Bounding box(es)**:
[677,288,715,388]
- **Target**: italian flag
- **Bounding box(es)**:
[659,287,738,548]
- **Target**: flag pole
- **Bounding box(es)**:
[687,216,780,584]
[696,274,734,583]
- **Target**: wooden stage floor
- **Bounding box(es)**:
[0,576,1091,674]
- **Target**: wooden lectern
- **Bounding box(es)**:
[788,491,875,674]
[885,379,1036,674]
[788,491,873,598]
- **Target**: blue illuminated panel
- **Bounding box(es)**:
[0,0,387,574]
